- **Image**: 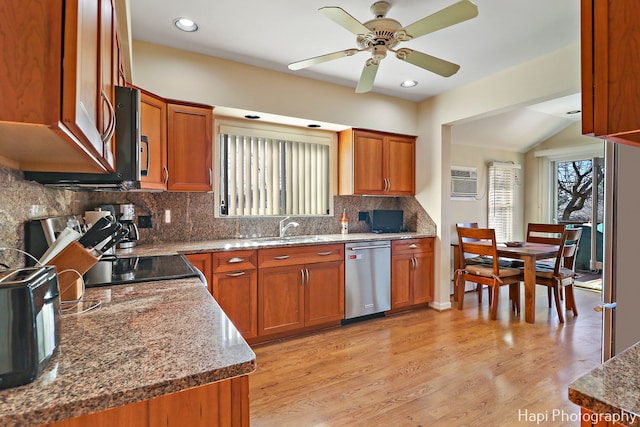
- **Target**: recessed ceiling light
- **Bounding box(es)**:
[400,80,418,88]
[566,110,581,115]
[173,17,198,32]
[307,124,321,128]
[244,115,261,120]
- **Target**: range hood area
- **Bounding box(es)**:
[23,87,144,192]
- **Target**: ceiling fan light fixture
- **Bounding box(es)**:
[174,17,198,32]
[400,80,418,88]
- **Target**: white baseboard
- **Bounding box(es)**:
[429,301,452,311]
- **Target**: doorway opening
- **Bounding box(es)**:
[552,156,604,290]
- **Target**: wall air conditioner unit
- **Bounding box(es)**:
[451,166,478,198]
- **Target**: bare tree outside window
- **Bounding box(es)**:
[556,160,605,223]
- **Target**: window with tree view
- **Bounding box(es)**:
[554,158,604,224]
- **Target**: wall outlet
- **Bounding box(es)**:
[164,209,171,224]
[138,215,152,229]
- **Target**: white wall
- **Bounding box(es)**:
[416,43,581,310]
[131,40,418,136]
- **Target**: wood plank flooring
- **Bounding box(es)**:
[249,287,603,427]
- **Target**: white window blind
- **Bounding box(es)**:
[219,127,331,217]
[487,162,520,242]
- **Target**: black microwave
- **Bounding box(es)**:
[24,86,145,191]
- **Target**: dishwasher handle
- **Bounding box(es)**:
[348,244,391,251]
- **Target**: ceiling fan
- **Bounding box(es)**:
[288,0,479,93]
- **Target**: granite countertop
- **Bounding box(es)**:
[119,232,434,257]
[569,342,640,426]
[0,278,256,426]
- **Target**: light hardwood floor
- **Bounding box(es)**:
[249,287,603,427]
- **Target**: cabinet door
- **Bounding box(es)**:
[139,90,168,190]
[61,0,112,168]
[213,270,258,339]
[353,131,385,194]
[305,261,344,326]
[185,253,213,295]
[412,252,434,304]
[167,103,213,191]
[258,266,305,336]
[582,0,640,145]
[98,0,116,167]
[386,135,415,195]
[391,254,413,309]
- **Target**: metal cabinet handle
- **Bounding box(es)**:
[413,256,418,269]
[274,255,290,260]
[300,269,305,285]
[163,166,169,185]
[100,90,116,144]
[410,257,415,270]
[594,302,616,312]
[305,268,309,285]
[226,271,246,277]
[386,178,391,191]
[227,257,244,264]
[209,168,213,186]
[317,251,332,256]
[409,244,418,249]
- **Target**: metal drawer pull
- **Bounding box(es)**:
[274,255,290,260]
[350,244,391,251]
[226,271,246,277]
[301,269,305,284]
[408,244,418,249]
[227,257,244,263]
[317,251,332,256]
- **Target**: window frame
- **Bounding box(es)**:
[213,118,338,218]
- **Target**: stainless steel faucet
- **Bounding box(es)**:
[279,216,299,238]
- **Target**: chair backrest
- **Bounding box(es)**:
[526,223,566,245]
[562,227,583,270]
[456,226,499,273]
[455,223,479,269]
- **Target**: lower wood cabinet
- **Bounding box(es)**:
[185,251,258,340]
[257,244,344,340]
[390,238,434,312]
[43,376,250,427]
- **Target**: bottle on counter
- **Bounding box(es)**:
[341,209,349,234]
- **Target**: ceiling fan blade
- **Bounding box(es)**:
[288,49,359,70]
[396,49,460,77]
[319,6,370,35]
[403,0,479,39]
[355,61,379,93]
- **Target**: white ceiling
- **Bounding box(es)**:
[129,0,582,151]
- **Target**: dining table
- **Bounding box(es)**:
[452,241,560,323]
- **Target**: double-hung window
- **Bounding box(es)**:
[487,162,521,242]
[217,120,335,217]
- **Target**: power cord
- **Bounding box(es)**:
[0,247,102,316]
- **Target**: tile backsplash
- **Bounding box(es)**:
[0,164,435,267]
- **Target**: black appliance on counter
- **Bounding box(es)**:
[24,86,145,191]
[0,266,60,390]
[83,254,205,288]
[371,210,404,233]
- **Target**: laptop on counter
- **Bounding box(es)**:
[371,210,404,233]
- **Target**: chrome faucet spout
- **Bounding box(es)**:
[279,216,300,238]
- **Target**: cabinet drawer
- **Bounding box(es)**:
[392,238,434,255]
[213,250,257,272]
[258,244,344,268]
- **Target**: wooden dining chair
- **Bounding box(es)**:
[525,223,566,303]
[454,222,484,302]
[455,227,523,320]
[534,227,583,323]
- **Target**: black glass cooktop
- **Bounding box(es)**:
[83,254,204,288]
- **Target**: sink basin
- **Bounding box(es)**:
[249,235,333,245]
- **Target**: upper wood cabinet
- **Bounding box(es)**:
[0,0,118,173]
[138,89,168,190]
[338,129,415,196]
[581,0,640,145]
[167,102,214,192]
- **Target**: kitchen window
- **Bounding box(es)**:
[216,120,336,217]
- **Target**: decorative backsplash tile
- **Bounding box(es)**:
[0,164,435,268]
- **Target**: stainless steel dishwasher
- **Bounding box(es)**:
[344,240,391,321]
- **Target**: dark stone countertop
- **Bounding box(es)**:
[0,278,256,426]
[569,342,640,426]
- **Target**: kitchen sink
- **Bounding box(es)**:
[249,235,334,245]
